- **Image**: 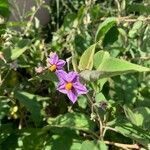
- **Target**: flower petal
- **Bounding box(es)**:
[67,89,78,103]
[49,53,59,64]
[57,81,67,94]
[67,71,79,82]
[73,82,88,95]
[46,58,51,67]
[56,70,68,82]
[56,59,66,69]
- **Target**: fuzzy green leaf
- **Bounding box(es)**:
[78,44,96,71]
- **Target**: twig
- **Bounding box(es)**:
[131,56,150,61]
[0,68,11,86]
[103,126,118,137]
[104,141,140,150]
[22,0,27,20]
[100,16,150,23]
[56,0,60,30]
[61,0,72,12]
[12,0,23,21]
[23,0,44,35]
[115,0,121,17]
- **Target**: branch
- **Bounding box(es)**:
[115,0,121,17]
[23,0,44,35]
[104,141,140,150]
[100,16,150,23]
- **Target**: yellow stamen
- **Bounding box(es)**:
[49,64,57,72]
[65,82,73,91]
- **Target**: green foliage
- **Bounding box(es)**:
[0,0,150,149]
[4,39,31,61]
[14,91,42,124]
[0,0,10,18]
[80,50,149,81]
[47,112,96,132]
[124,106,150,129]
[114,121,150,147]
[80,140,108,150]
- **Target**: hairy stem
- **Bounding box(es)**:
[86,93,103,140]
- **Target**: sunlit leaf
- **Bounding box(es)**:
[80,51,149,81]
[14,91,41,124]
[78,43,96,71]
[95,17,117,42]
[47,112,96,132]
[124,105,138,126]
[10,39,31,60]
[114,121,150,148]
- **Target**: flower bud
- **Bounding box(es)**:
[0,52,6,63]
[35,66,44,73]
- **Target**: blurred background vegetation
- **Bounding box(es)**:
[0,0,150,149]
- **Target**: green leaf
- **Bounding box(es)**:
[0,123,14,144]
[98,78,108,91]
[124,105,138,126]
[0,98,10,120]
[45,130,82,150]
[10,39,31,60]
[94,51,149,72]
[0,0,10,18]
[80,70,104,81]
[127,3,150,14]
[98,57,149,72]
[95,17,117,42]
[0,128,44,150]
[133,107,150,129]
[114,121,150,148]
[128,21,143,38]
[103,26,119,46]
[80,51,149,81]
[80,140,108,150]
[14,91,41,124]
[77,95,88,109]
[78,43,96,71]
[95,92,106,103]
[94,51,110,69]
[47,112,96,132]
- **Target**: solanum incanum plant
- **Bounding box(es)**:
[43,47,149,149]
[0,0,150,149]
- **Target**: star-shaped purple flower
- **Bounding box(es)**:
[47,53,66,72]
[56,70,88,103]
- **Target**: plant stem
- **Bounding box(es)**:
[0,68,11,86]
[23,0,43,35]
[86,93,103,140]
[100,16,150,23]
[103,126,118,137]
[104,141,140,150]
[115,0,121,17]
[56,0,60,30]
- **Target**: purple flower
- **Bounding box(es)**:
[47,52,66,72]
[56,70,88,103]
